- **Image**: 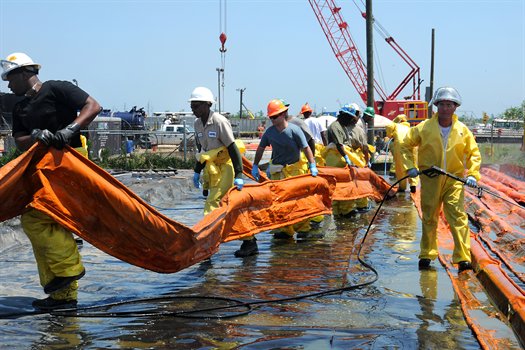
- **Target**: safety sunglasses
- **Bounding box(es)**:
[270,112,285,120]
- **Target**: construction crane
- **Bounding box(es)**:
[308,0,428,124]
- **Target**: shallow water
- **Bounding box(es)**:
[0,173,520,349]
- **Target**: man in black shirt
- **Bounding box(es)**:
[2,52,101,310]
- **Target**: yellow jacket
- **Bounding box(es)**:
[386,121,410,140]
[400,114,481,180]
[198,139,245,188]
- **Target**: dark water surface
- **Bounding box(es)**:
[0,173,520,349]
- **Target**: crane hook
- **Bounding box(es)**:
[219,32,227,53]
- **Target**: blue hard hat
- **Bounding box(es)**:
[339,104,356,117]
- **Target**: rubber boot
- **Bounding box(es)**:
[234,238,259,258]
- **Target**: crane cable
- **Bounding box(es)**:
[353,0,388,101]
[351,0,392,95]
[218,0,227,111]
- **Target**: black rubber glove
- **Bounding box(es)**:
[54,123,81,149]
[30,129,55,146]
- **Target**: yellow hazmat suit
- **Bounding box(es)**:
[323,144,369,215]
[401,114,481,263]
[267,156,316,234]
[385,119,418,191]
[198,140,245,215]
[21,146,88,302]
[22,210,84,301]
[314,143,326,166]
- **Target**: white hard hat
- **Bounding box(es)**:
[431,86,462,106]
[188,87,215,104]
[349,103,361,113]
[1,52,41,81]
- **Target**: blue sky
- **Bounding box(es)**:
[1,0,523,119]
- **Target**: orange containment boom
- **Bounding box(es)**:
[0,145,394,273]
[411,167,525,347]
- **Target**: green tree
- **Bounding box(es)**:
[500,100,525,121]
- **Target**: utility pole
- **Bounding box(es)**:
[237,88,246,118]
[365,0,374,144]
[216,67,224,113]
[428,28,435,118]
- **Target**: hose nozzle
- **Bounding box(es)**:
[420,166,446,178]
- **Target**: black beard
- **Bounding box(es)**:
[339,117,352,126]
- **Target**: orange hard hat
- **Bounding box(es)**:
[300,103,313,114]
[267,99,289,118]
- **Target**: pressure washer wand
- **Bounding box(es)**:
[420,166,522,209]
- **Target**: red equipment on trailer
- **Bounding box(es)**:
[308,0,428,124]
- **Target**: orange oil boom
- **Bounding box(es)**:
[0,145,394,273]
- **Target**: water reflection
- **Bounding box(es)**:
[1,175,518,348]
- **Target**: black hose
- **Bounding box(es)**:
[421,165,523,209]
[1,176,404,320]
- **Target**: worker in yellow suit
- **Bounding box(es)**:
[2,52,101,310]
[385,114,419,193]
[401,87,481,272]
[190,87,247,255]
[349,104,373,212]
[324,104,365,216]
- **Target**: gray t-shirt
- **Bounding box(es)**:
[260,123,308,165]
[347,121,368,149]
[194,111,235,152]
[288,117,313,142]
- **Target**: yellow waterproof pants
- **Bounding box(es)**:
[314,143,326,167]
[199,141,245,215]
[392,142,418,191]
[324,147,355,215]
[21,145,88,300]
[268,159,316,236]
[201,152,234,216]
[419,174,471,263]
[324,145,368,215]
[21,210,84,300]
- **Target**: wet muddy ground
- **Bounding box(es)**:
[0,172,521,349]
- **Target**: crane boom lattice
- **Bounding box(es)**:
[309,0,428,123]
[309,0,388,104]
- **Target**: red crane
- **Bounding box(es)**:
[308,0,428,123]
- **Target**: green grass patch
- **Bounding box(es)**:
[0,148,195,171]
[478,142,525,165]
[96,152,195,171]
[0,148,22,167]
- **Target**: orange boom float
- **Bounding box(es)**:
[0,145,393,273]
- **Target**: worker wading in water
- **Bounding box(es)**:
[385,114,419,193]
[286,106,325,229]
[250,99,319,241]
[190,87,245,250]
[2,52,101,310]
[324,105,364,216]
[401,87,481,272]
[324,104,371,214]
